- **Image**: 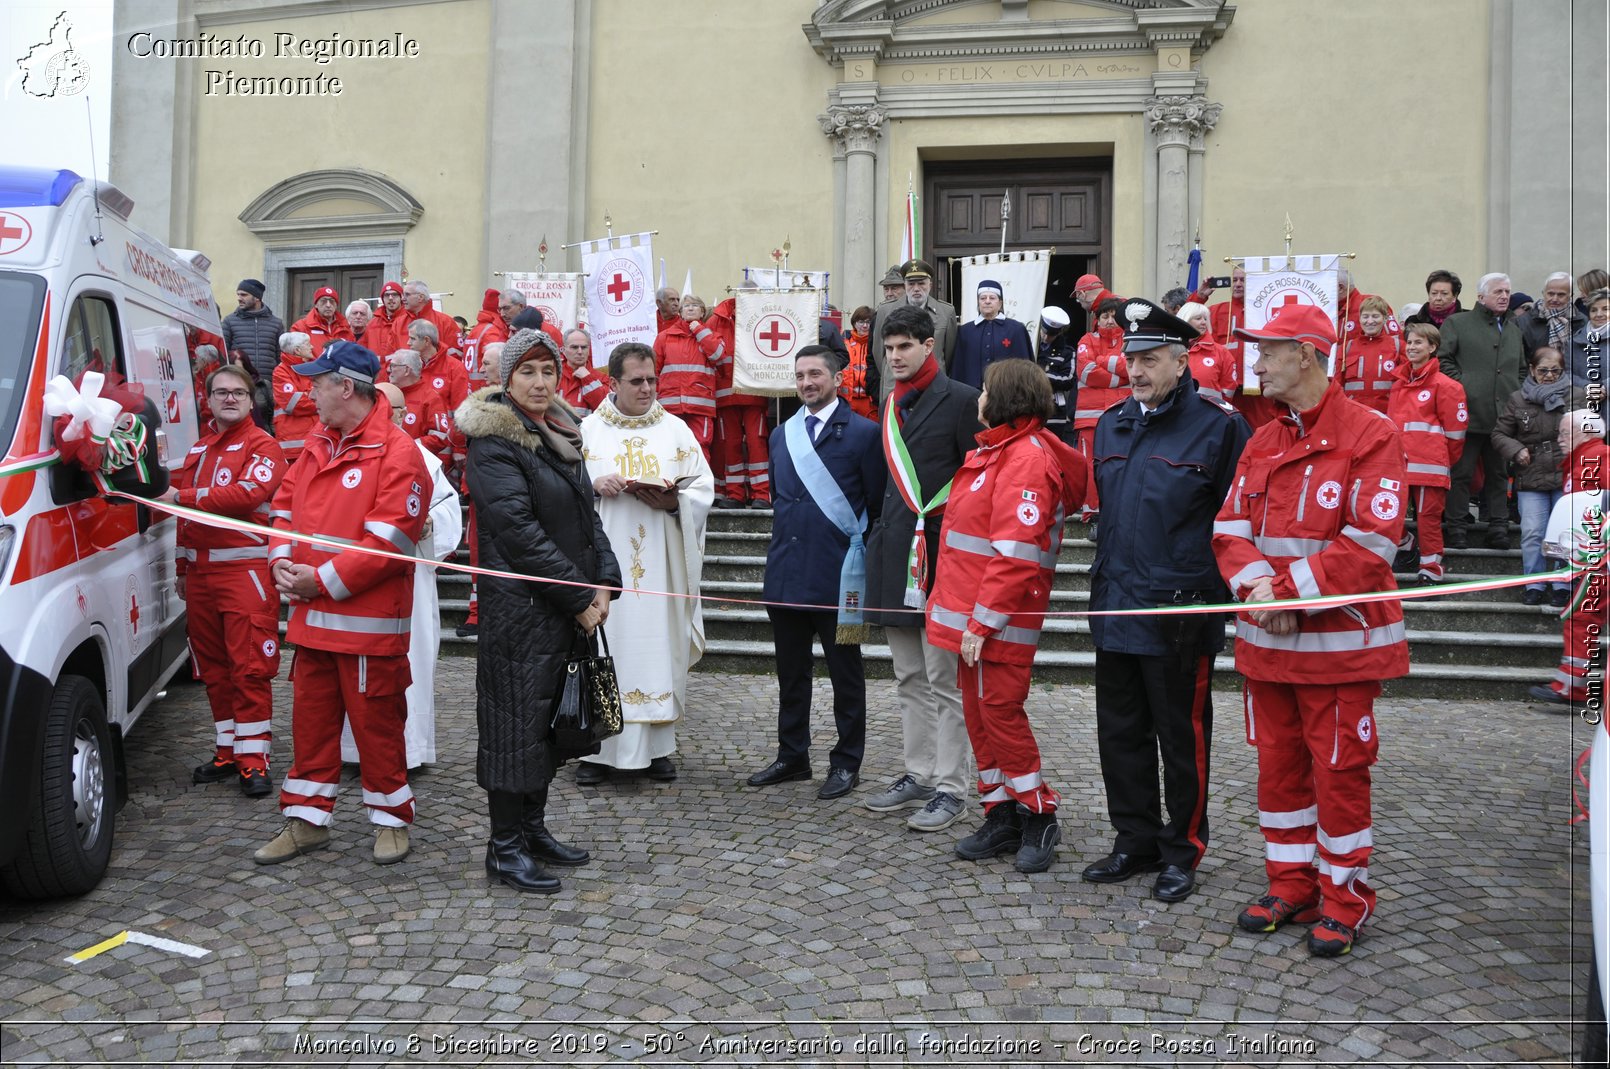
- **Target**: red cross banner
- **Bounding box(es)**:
[734,289,820,397]
[580,233,657,353]
[1240,253,1342,393]
[504,272,582,335]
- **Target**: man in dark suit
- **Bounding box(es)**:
[862,305,983,833]
[748,345,887,800]
[871,260,959,404]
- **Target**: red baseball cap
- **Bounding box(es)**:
[1075,273,1104,293]
[314,286,338,302]
[1235,303,1337,355]
[381,281,404,297]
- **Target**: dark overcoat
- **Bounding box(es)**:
[458,387,621,790]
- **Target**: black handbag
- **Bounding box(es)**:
[551,625,623,754]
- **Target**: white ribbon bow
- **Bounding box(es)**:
[43,372,122,443]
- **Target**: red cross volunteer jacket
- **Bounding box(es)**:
[1074,325,1128,432]
[1212,380,1411,684]
[173,417,286,572]
[1386,357,1467,488]
[272,355,319,463]
[654,316,724,415]
[395,378,452,464]
[289,307,355,357]
[926,418,1089,665]
[268,399,430,656]
[1339,329,1402,414]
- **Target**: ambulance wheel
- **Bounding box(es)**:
[1587,947,1608,1068]
[0,676,114,899]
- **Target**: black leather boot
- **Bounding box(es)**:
[523,786,590,867]
[485,791,560,893]
[1014,806,1061,874]
[953,802,1022,861]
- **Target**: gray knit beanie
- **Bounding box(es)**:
[500,328,560,385]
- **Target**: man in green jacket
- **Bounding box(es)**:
[1436,273,1524,550]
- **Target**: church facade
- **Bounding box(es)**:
[110,0,1606,324]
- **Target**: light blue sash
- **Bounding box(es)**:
[784,409,867,633]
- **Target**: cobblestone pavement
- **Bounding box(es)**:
[0,663,1599,1066]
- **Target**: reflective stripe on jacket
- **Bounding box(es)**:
[1212,379,1410,684]
[270,400,430,656]
[925,418,1089,666]
[1386,357,1467,489]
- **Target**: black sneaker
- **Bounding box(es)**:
[192,757,237,784]
[454,622,479,638]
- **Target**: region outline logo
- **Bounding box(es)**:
[16,12,91,98]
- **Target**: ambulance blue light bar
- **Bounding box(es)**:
[0,167,83,209]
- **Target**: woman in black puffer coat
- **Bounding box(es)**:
[457,328,620,894]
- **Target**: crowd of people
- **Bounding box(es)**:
[165,254,1605,957]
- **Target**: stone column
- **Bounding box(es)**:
[819,104,885,311]
[1146,96,1220,291]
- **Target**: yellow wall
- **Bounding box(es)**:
[189,1,491,316]
[585,0,837,302]
[1198,0,1491,309]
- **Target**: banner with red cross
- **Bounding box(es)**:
[734,289,820,397]
[1240,253,1342,393]
[580,233,657,354]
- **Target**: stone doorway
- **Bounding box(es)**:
[925,158,1110,331]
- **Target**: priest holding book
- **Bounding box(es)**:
[577,342,716,785]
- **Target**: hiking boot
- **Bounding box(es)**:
[907,790,965,832]
[865,773,936,813]
[1307,917,1357,957]
[373,826,410,865]
[239,767,272,798]
[953,803,1021,861]
[253,819,330,865]
[193,757,237,784]
[1014,808,1060,873]
[1237,893,1322,933]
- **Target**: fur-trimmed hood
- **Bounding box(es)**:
[455,385,578,450]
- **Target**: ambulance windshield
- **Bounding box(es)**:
[0,273,48,449]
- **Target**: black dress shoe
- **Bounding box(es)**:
[1153,864,1196,902]
[1080,850,1164,884]
[714,498,741,509]
[817,768,858,799]
[746,759,810,787]
[239,767,272,798]
[192,758,237,784]
[454,622,479,638]
[646,756,677,781]
[1520,588,1546,606]
[575,762,609,786]
[1549,587,1570,608]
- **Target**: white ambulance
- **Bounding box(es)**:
[0,165,211,897]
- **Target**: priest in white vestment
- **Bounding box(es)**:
[341,383,462,768]
[576,343,715,783]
